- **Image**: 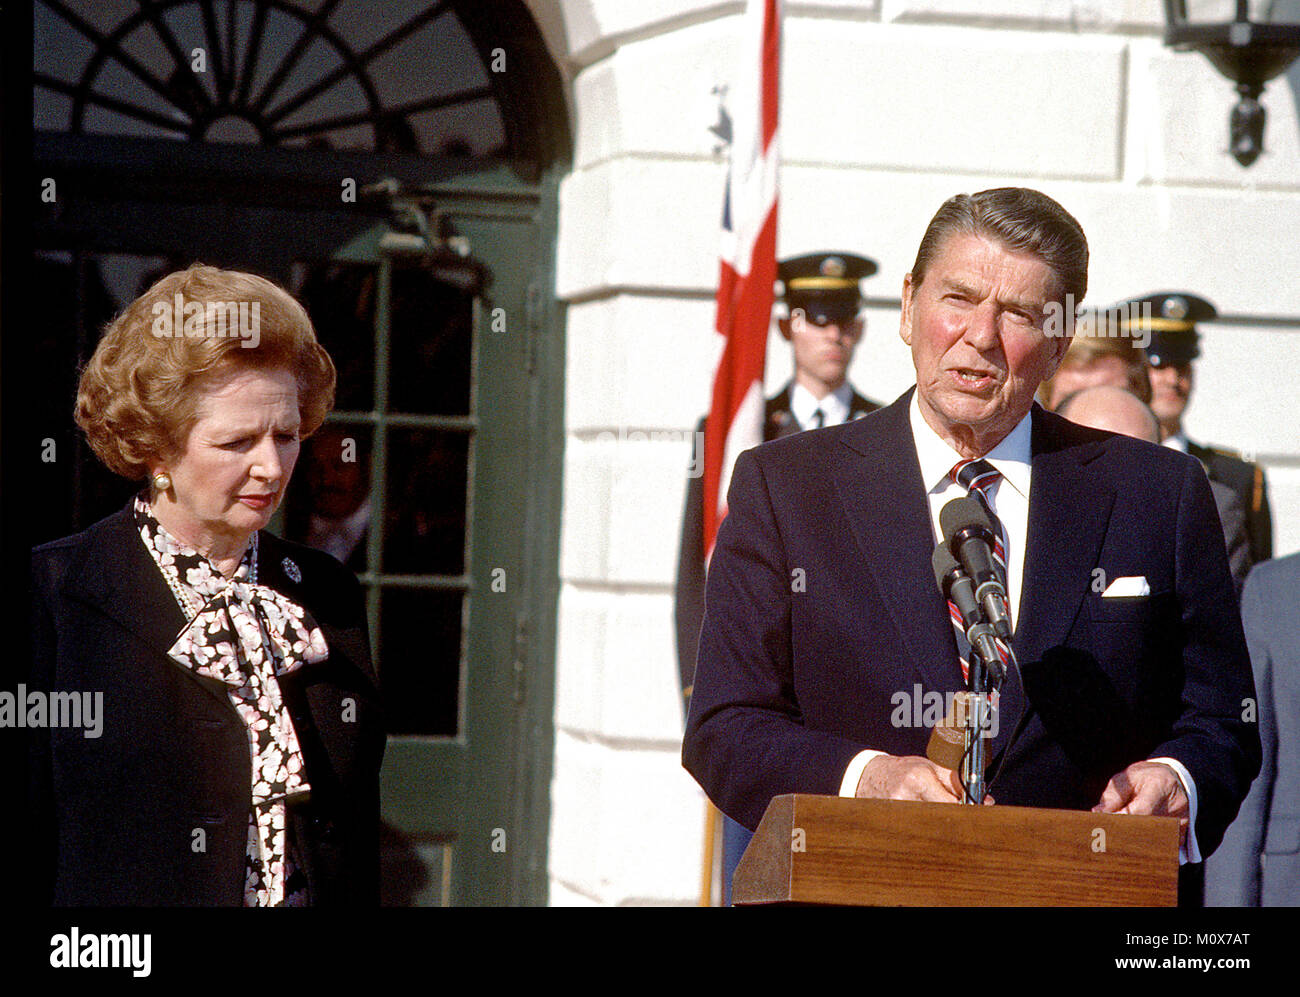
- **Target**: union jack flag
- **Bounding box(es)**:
[702,0,781,561]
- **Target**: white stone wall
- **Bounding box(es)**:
[535,0,1300,905]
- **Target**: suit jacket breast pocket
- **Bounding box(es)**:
[1085,590,1175,627]
[1082,592,1181,676]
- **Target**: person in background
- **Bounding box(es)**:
[1056,385,1251,595]
[1039,310,1150,410]
[1055,384,1159,439]
[288,423,372,574]
[1205,552,1300,907]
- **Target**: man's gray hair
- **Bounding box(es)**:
[909,187,1088,306]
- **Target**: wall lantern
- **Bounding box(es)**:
[1162,1,1300,166]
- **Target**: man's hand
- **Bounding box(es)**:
[1092,762,1190,844]
[856,754,990,804]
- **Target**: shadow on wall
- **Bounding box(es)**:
[1288,51,1300,159]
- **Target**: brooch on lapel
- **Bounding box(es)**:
[282,557,302,583]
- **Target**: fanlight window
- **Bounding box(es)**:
[34,0,506,156]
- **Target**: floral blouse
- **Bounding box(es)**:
[134,497,329,906]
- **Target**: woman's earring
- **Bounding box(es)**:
[152,471,172,492]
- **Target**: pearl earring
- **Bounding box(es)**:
[152,472,172,492]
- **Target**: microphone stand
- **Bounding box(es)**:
[931,532,1010,805]
[961,641,994,806]
[960,621,1008,805]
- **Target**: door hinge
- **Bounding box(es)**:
[512,613,529,704]
[523,280,544,374]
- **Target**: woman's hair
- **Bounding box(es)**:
[1038,310,1152,407]
[76,263,336,480]
[909,187,1089,306]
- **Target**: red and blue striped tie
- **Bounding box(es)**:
[947,458,1011,683]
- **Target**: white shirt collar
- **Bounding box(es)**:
[1162,430,1190,453]
[790,381,853,429]
[306,497,372,562]
[908,390,1033,501]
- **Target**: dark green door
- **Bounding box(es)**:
[295,179,563,905]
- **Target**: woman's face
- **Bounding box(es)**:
[154,365,301,554]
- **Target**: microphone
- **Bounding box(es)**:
[940,496,1013,641]
[931,542,979,632]
[931,542,1005,687]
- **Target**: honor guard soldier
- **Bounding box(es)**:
[762,252,883,437]
[674,251,880,902]
[1120,291,1272,568]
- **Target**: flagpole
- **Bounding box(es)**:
[698,801,720,906]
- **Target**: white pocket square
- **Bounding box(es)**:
[1102,575,1150,597]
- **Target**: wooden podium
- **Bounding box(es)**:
[732,794,1180,906]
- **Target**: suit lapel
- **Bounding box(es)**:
[63,503,187,653]
[1016,408,1114,663]
[848,389,881,420]
[992,408,1114,759]
[258,534,378,691]
[831,390,961,692]
[767,382,879,438]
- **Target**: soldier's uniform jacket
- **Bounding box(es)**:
[1188,440,1272,567]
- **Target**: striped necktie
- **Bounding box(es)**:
[952,459,1008,588]
[947,458,1011,683]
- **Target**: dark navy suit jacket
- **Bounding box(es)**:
[675,382,879,706]
[28,502,386,906]
[683,389,1260,858]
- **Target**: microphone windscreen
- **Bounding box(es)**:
[940,495,995,547]
[926,693,991,772]
[931,542,961,594]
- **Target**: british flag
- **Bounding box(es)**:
[702,0,782,562]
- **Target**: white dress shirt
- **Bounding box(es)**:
[790,381,854,430]
[910,391,1032,630]
[1162,430,1190,453]
[835,393,1200,861]
[304,498,371,565]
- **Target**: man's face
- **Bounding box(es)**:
[1147,361,1193,432]
[306,428,369,520]
[781,311,864,393]
[900,232,1070,454]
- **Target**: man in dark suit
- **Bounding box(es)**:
[675,252,879,899]
[1205,552,1300,906]
[683,188,1259,883]
[285,423,371,575]
[1123,292,1272,567]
